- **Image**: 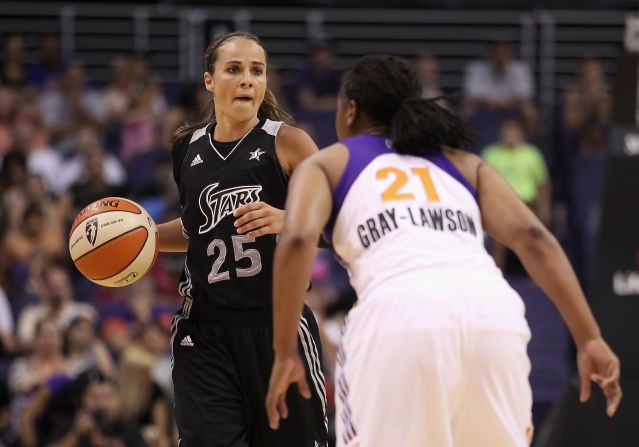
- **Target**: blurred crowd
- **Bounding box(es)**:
[0,31,612,446]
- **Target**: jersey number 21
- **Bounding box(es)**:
[377,167,440,202]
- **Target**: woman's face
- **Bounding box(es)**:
[581,60,603,86]
[205,37,267,124]
[500,121,524,147]
[68,319,94,350]
[35,321,62,355]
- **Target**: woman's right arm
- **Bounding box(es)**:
[478,160,621,416]
[160,134,191,253]
[158,218,188,252]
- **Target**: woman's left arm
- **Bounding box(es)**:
[265,158,333,429]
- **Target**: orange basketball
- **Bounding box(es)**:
[68,197,158,287]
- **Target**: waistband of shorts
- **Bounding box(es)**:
[178,297,273,327]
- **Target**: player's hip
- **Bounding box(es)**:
[348,279,530,337]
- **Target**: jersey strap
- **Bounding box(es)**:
[424,152,478,202]
[324,134,391,241]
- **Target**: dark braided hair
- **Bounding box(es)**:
[341,54,475,154]
[172,31,292,144]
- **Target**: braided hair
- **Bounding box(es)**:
[341,54,475,154]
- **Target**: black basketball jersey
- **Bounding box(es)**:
[172,118,288,310]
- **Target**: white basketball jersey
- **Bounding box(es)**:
[325,134,505,300]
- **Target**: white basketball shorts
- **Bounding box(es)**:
[335,279,533,447]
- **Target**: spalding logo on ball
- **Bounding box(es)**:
[69,197,158,287]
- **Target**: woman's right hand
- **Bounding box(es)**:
[234,201,284,238]
[577,337,622,417]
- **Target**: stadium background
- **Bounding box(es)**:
[0,1,638,446]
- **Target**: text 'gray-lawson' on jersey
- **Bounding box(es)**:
[172,119,288,310]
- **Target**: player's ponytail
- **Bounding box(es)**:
[259,88,294,125]
[172,99,215,145]
[172,31,292,145]
[390,97,475,156]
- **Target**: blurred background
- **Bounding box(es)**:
[1,1,639,446]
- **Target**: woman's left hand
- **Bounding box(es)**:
[233,202,284,238]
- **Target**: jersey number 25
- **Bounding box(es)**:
[206,235,261,284]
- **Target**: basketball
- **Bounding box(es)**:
[68,197,158,287]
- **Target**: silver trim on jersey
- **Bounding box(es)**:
[180,218,189,240]
[298,315,329,432]
[208,123,256,161]
[261,119,283,136]
[336,315,358,445]
[189,125,208,144]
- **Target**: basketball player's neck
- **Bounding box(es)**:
[213,115,260,142]
[352,113,387,137]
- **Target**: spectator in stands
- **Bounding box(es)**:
[293,39,341,113]
[64,316,116,379]
[118,55,168,165]
[127,107,185,199]
[49,373,147,447]
[2,172,68,289]
[27,33,67,91]
[0,34,28,92]
[463,40,537,148]
[4,204,65,292]
[0,87,16,155]
[562,56,611,156]
[38,61,108,147]
[13,101,64,195]
[58,125,127,193]
[0,285,16,356]
[103,58,134,125]
[482,118,551,272]
[119,323,172,447]
[100,317,131,361]
[0,149,28,227]
[174,80,208,124]
[292,38,341,147]
[16,260,96,347]
[120,84,159,164]
[21,172,64,224]
[129,54,168,118]
[100,277,173,359]
[0,382,12,446]
[267,66,292,114]
[68,145,125,212]
[8,319,70,439]
[415,53,448,109]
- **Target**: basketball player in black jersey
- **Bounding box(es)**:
[156,32,327,447]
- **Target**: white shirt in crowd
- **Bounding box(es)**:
[464,60,533,101]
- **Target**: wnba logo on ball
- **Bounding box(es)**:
[85,218,98,246]
[198,182,262,234]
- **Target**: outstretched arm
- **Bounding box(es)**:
[479,161,621,417]
[266,159,332,429]
[158,218,188,252]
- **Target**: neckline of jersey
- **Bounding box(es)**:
[207,118,265,161]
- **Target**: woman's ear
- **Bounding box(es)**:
[204,72,214,94]
[346,99,357,128]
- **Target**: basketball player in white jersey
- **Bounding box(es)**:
[265,55,622,447]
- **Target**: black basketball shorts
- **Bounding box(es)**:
[171,298,328,447]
